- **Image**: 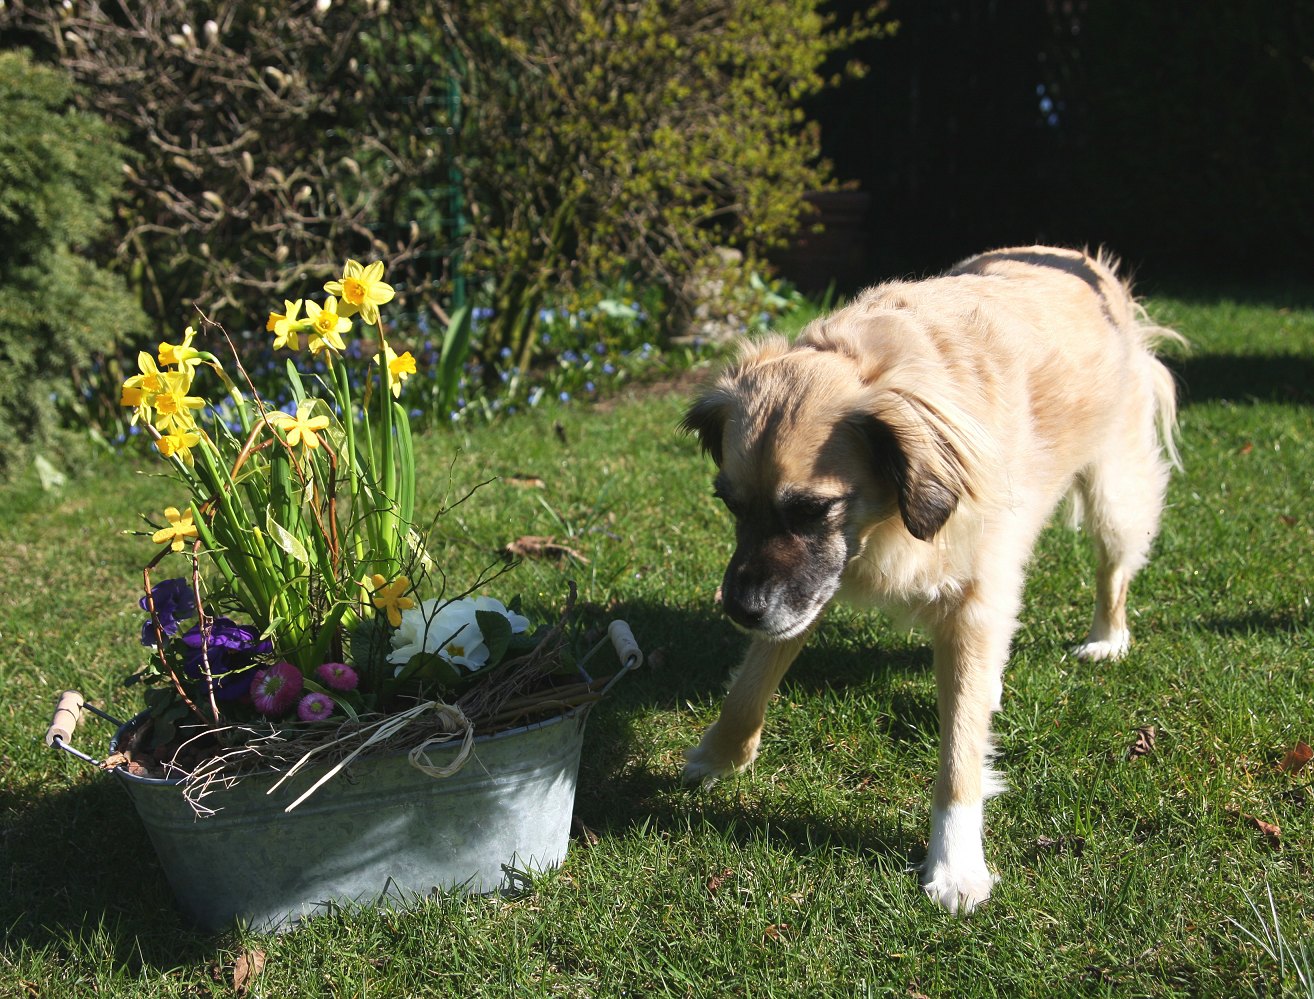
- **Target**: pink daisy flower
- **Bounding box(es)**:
[297,692,335,723]
[315,661,359,692]
[250,661,303,717]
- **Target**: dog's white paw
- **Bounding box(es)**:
[681,728,758,786]
[1072,629,1130,661]
[681,746,739,786]
[921,801,996,915]
[920,863,998,915]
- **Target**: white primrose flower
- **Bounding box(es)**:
[388,598,489,674]
[472,595,531,634]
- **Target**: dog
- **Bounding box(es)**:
[680,246,1182,913]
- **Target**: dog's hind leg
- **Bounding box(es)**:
[1071,427,1171,662]
[920,591,1014,915]
[682,632,809,785]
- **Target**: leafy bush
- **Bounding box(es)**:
[0,49,148,473]
[2,1,462,328]
[444,0,887,370]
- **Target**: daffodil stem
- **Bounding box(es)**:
[332,357,368,569]
[379,329,398,561]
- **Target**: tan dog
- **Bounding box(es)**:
[681,246,1181,913]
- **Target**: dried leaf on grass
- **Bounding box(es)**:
[1126,725,1156,759]
[1278,740,1312,774]
[233,949,266,995]
[762,922,789,943]
[1247,815,1282,849]
[502,535,589,564]
[571,816,600,847]
[705,867,734,896]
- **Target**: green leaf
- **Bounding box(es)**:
[285,360,306,405]
[398,651,465,689]
[349,617,392,676]
[436,304,473,411]
[265,509,310,564]
[476,609,514,666]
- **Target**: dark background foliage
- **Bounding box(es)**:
[798,0,1314,290]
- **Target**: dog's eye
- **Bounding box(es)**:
[712,488,745,519]
[781,495,839,530]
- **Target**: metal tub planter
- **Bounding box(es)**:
[48,623,641,933]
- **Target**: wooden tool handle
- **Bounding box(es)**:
[44,690,85,748]
[607,621,644,670]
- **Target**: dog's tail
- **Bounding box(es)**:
[1090,248,1186,471]
[1061,250,1186,531]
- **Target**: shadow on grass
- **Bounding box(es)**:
[0,775,217,964]
[1195,606,1313,636]
[571,598,937,865]
[1169,354,1314,407]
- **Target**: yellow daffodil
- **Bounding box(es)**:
[372,343,417,398]
[267,299,306,351]
[122,351,167,424]
[325,259,395,327]
[155,427,203,465]
[304,296,351,355]
[367,573,415,627]
[152,370,206,433]
[152,506,199,552]
[158,325,204,375]
[272,400,331,450]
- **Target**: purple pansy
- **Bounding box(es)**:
[139,577,199,646]
[178,618,272,702]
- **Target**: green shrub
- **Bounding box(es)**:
[2,2,463,329]
[0,50,148,473]
[444,0,887,371]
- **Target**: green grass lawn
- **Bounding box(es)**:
[2,290,1312,997]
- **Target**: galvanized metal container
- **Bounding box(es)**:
[108,710,588,932]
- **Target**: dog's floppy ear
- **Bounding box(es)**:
[681,391,730,466]
[852,393,974,542]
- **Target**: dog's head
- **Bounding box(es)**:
[682,333,977,640]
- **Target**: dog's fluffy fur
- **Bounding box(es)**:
[681,246,1182,913]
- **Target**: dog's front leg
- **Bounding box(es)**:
[921,599,1011,914]
[683,632,809,784]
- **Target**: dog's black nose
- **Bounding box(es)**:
[722,581,769,630]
